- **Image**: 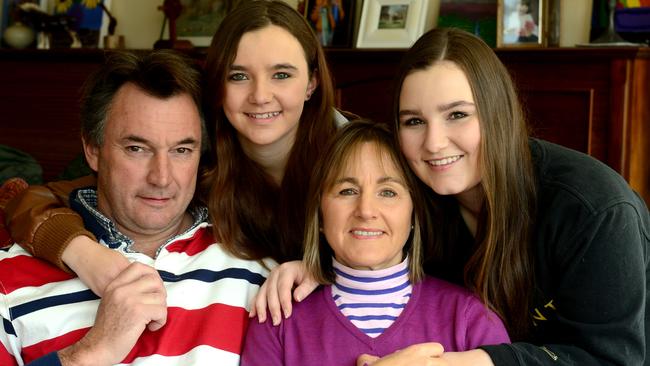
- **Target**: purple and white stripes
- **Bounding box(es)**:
[331,257,412,337]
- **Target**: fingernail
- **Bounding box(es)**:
[272,317,279,326]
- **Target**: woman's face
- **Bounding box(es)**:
[397,61,482,199]
[321,142,413,271]
[223,25,317,156]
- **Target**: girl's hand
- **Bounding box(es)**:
[62,235,131,297]
[357,343,446,366]
[249,260,318,325]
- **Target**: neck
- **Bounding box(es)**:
[127,213,192,258]
[240,138,293,186]
[455,184,484,237]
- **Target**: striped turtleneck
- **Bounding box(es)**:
[331,257,412,338]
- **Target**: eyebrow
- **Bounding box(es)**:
[122,135,199,146]
[229,63,299,72]
[398,100,475,117]
[334,176,406,187]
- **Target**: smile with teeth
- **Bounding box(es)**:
[246,111,281,119]
[427,155,462,166]
[351,230,383,237]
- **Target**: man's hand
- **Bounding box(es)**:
[59,262,167,366]
[249,260,318,325]
[62,235,131,297]
[357,343,446,366]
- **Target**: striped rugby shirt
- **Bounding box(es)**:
[0,189,273,365]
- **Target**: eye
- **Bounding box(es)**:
[338,188,358,196]
[125,146,144,153]
[273,72,290,80]
[175,147,193,154]
[379,189,397,198]
[228,72,248,81]
[401,118,424,127]
[449,111,469,120]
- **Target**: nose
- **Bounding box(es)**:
[354,192,378,220]
[249,78,273,105]
[147,153,171,188]
[424,120,448,153]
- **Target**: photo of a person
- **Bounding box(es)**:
[502,0,539,44]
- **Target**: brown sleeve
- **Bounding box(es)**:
[4,175,98,272]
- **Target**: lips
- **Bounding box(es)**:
[350,229,384,238]
[245,111,281,119]
[139,196,171,206]
[426,155,462,167]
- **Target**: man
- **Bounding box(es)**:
[0,51,270,365]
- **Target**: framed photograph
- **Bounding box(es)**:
[175,0,241,47]
[304,0,356,47]
[356,0,438,48]
[497,0,546,47]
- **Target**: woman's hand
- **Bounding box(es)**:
[249,260,318,325]
[62,235,131,297]
[357,343,446,366]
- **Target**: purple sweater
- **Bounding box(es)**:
[241,276,510,365]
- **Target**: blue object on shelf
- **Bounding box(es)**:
[615,7,650,33]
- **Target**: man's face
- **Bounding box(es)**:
[84,83,202,240]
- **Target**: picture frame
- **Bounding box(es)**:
[497,0,546,47]
[356,0,438,49]
[304,0,356,48]
[175,0,241,47]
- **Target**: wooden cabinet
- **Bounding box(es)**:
[0,49,103,182]
[0,47,648,203]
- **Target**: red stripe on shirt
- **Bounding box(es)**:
[165,227,215,256]
[123,303,249,362]
[0,256,73,294]
[1,345,19,366]
[19,303,249,363]
[22,328,88,364]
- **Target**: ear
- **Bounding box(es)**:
[82,137,100,173]
[305,73,319,101]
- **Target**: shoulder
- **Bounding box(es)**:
[530,139,649,255]
[165,224,275,283]
[416,276,481,307]
[531,139,648,222]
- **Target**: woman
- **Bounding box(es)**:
[4,0,342,295]
[254,28,650,365]
[242,120,509,365]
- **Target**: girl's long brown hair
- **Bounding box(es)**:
[392,28,537,340]
[200,0,337,262]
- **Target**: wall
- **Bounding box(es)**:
[110,0,162,49]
